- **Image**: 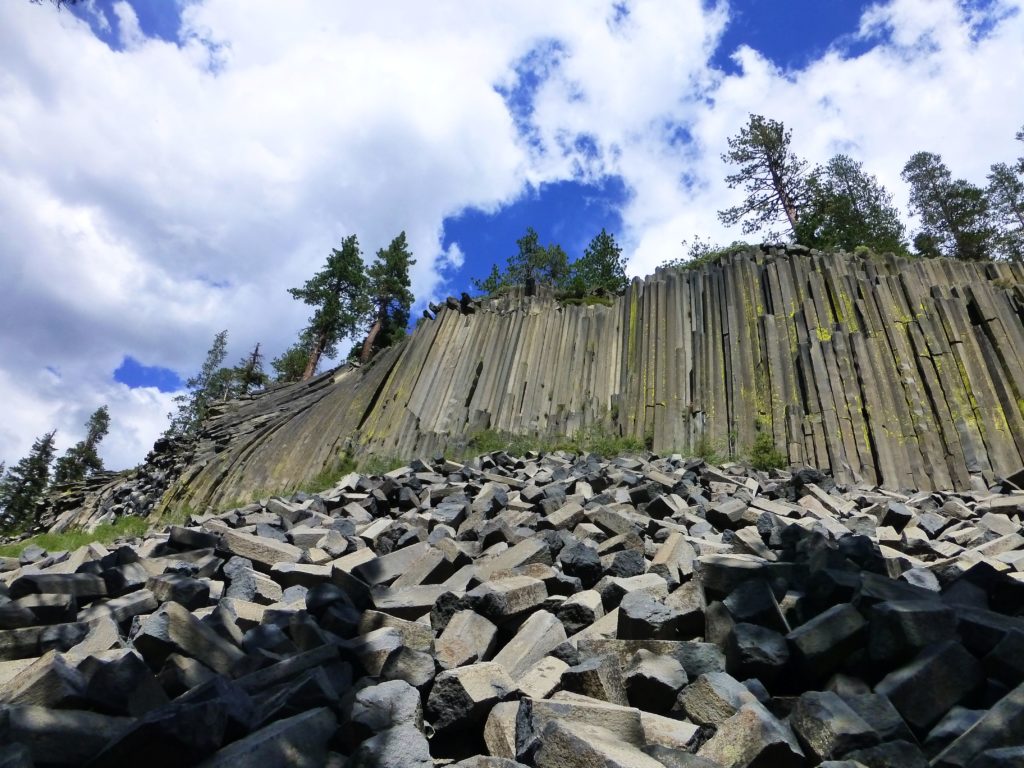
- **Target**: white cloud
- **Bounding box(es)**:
[443,242,465,270]
[112,1,145,50]
[1,0,1022,470]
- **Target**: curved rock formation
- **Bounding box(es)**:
[153,246,1024,514]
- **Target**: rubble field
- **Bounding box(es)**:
[2,451,1024,767]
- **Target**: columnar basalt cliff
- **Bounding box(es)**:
[41,246,1024,532]
[143,246,1024,517]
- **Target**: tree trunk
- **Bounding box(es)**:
[769,165,800,238]
[302,333,326,381]
[360,317,382,363]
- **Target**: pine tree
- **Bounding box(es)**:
[288,235,370,380]
[53,406,110,485]
[718,114,807,240]
[271,340,312,383]
[987,126,1024,261]
[165,330,230,439]
[471,264,506,294]
[470,228,570,295]
[507,227,570,288]
[233,343,270,395]
[901,151,995,261]
[0,431,57,532]
[570,229,628,294]
[795,155,906,253]
[360,232,416,362]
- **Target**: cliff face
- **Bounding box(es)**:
[149,245,1024,514]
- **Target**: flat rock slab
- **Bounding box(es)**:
[196,706,337,768]
[131,601,245,676]
[427,662,515,734]
[218,529,302,569]
[697,701,805,768]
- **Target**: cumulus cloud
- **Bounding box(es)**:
[1,0,1022,470]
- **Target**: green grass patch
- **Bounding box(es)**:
[0,515,150,558]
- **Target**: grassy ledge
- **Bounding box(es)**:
[0,515,150,558]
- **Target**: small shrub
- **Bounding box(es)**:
[558,295,615,308]
[691,435,724,465]
[159,504,194,527]
[467,429,509,454]
[306,453,357,492]
[748,431,787,471]
[357,454,406,477]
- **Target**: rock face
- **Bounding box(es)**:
[4,450,1024,765]
[35,246,1024,530]
[105,249,1024,523]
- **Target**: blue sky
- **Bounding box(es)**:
[2,0,1022,469]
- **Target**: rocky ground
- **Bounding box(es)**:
[1,451,1023,767]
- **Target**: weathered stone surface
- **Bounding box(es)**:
[933,681,1024,768]
[556,589,605,635]
[9,573,107,603]
[350,679,422,735]
[868,599,957,663]
[0,650,85,707]
[676,671,758,726]
[12,368,1024,767]
[349,724,433,768]
[491,610,566,678]
[427,662,515,733]
[468,575,548,620]
[130,600,245,675]
[697,701,805,768]
[725,622,789,687]
[437,609,498,669]
[787,603,866,683]
[217,528,302,569]
[561,655,628,705]
[5,705,133,765]
[625,648,687,712]
[196,707,336,768]
[789,690,879,761]
[532,719,665,768]
[617,591,683,640]
[875,639,984,732]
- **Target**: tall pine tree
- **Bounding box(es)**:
[570,229,628,293]
[360,232,416,362]
[271,339,312,383]
[901,151,994,261]
[288,235,369,380]
[0,431,57,532]
[53,406,110,485]
[233,343,270,394]
[508,227,570,288]
[165,330,230,439]
[472,227,570,294]
[987,125,1024,261]
[718,114,807,240]
[796,154,906,253]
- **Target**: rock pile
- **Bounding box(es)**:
[35,436,193,535]
[2,451,1024,766]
